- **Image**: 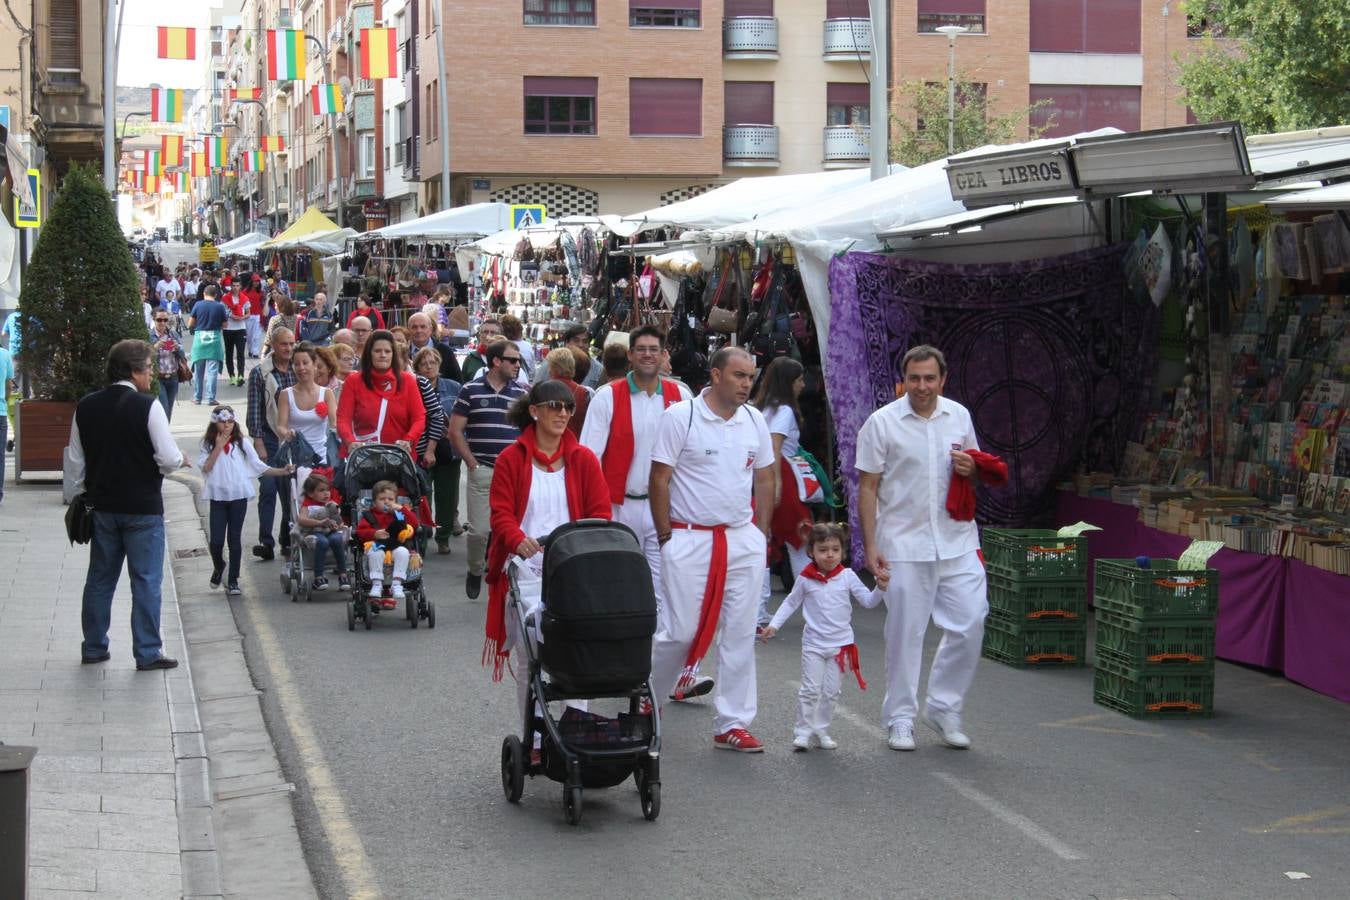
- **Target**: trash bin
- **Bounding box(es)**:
[0,744,38,900]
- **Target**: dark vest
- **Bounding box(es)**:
[76,385,164,516]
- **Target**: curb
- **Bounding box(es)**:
[163,477,318,899]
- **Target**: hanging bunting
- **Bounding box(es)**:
[144,175,161,194]
[266,29,306,81]
[191,152,208,177]
[359,27,398,79]
[150,87,184,123]
[161,134,184,167]
[205,136,227,169]
[226,87,262,103]
[260,135,285,153]
[143,151,163,176]
[310,84,344,115]
[240,152,265,173]
[156,27,196,60]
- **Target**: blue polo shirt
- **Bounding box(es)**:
[451,376,525,466]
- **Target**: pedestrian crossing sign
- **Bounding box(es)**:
[14,167,39,228]
[510,204,546,229]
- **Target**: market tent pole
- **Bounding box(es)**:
[868,0,888,181]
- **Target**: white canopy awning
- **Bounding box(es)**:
[358,202,512,241]
[1263,181,1350,211]
[215,231,270,256]
[876,197,1083,240]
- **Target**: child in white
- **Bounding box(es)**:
[761,524,887,751]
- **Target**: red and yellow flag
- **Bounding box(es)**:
[260,135,285,153]
[191,152,208,177]
[161,134,184,167]
[360,28,398,80]
[227,87,262,103]
[144,174,161,194]
[157,27,196,60]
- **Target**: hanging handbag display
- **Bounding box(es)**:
[705,253,740,334]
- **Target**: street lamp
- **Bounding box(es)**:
[935,24,968,156]
[229,97,285,231]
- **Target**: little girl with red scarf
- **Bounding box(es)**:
[760,523,888,751]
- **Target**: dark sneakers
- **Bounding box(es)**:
[81,652,111,664]
[465,572,482,599]
[252,544,274,561]
[136,656,179,671]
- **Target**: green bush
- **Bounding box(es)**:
[18,163,147,401]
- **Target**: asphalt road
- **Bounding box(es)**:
[165,361,1350,900]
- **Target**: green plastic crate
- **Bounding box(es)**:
[1094,609,1215,675]
[1093,666,1214,718]
[987,569,1088,622]
[1093,559,1219,619]
[982,529,1087,580]
[982,616,1086,667]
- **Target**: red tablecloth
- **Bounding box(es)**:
[1055,492,1347,704]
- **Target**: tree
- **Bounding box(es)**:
[1179,0,1350,132]
[19,163,147,402]
[890,76,1049,167]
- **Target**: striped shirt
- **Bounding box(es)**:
[451,376,525,466]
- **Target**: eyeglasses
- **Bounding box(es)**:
[536,400,576,414]
[500,356,522,364]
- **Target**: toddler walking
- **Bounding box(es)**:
[761,523,887,751]
[296,473,350,592]
[354,480,420,607]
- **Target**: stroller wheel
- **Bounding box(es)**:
[346,601,355,631]
[280,569,292,594]
[364,607,373,630]
[501,736,525,803]
[563,784,583,826]
[406,592,417,624]
[638,762,661,821]
[290,573,301,602]
[426,600,436,629]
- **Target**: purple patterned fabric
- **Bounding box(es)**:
[827,244,1158,559]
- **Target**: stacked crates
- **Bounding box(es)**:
[1092,559,1219,718]
[981,530,1088,667]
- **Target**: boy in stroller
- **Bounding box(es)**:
[354,479,421,606]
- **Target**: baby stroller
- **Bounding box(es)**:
[340,443,436,631]
[276,434,337,602]
[499,519,661,825]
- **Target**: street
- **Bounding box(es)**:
[150,372,1350,900]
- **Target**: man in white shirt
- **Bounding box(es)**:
[154,267,181,305]
[855,345,987,752]
[579,325,709,700]
[649,347,775,753]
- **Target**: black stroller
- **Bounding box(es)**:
[500,520,662,824]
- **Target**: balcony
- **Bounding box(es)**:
[823,18,871,60]
[823,125,870,164]
[401,136,418,180]
[723,16,778,58]
[348,175,377,200]
[723,125,779,167]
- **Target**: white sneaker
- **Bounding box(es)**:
[391,582,405,600]
[368,582,383,599]
[792,735,811,752]
[887,723,916,751]
[814,733,838,750]
[923,710,972,749]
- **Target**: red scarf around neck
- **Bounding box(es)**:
[368,368,398,393]
[800,562,843,583]
[601,377,681,504]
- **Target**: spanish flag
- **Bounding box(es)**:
[144,175,161,194]
[205,136,227,169]
[161,134,184,167]
[191,151,208,177]
[143,151,163,176]
[261,135,285,153]
[240,152,265,173]
[311,83,343,115]
[157,27,196,60]
[360,27,398,80]
[227,87,262,103]
[266,29,306,81]
[150,87,183,123]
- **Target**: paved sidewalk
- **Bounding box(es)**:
[0,480,221,899]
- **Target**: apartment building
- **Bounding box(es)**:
[31,0,108,180]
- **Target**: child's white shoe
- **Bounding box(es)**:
[814,733,838,750]
[391,581,405,600]
[368,581,383,599]
[792,734,811,752]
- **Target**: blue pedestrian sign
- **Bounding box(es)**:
[510,204,546,229]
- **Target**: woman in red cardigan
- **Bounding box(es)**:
[345,293,386,330]
[484,380,610,711]
[336,330,426,458]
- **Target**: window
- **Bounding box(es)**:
[48,0,80,71]
[724,0,772,15]
[917,0,986,34]
[394,104,406,163]
[359,132,376,178]
[826,82,870,126]
[724,82,773,126]
[1030,0,1140,53]
[630,0,700,28]
[524,0,596,26]
[523,77,597,134]
[630,78,702,135]
[1029,84,1141,136]
[825,0,865,19]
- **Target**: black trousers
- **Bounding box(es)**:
[223,329,247,378]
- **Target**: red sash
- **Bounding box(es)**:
[669,520,728,698]
[601,378,680,504]
[835,643,867,690]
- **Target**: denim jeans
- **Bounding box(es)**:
[310,530,348,576]
[256,432,291,550]
[81,511,166,665]
[193,358,220,403]
[0,415,7,500]
[208,499,248,584]
[158,377,179,421]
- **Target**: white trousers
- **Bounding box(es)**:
[245,317,262,356]
[759,542,812,624]
[612,498,666,615]
[651,522,766,734]
[465,464,494,576]
[796,646,842,740]
[366,545,410,582]
[881,551,987,728]
[505,562,585,729]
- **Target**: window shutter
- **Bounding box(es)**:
[724,0,773,15]
[49,0,80,69]
[724,82,774,126]
[523,76,597,98]
[826,0,865,18]
[630,79,702,136]
[826,82,870,107]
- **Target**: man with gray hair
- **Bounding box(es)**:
[247,327,297,560]
[856,344,986,752]
[331,328,357,351]
[69,339,188,669]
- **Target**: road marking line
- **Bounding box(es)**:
[1244,752,1282,773]
[243,597,382,899]
[1248,805,1350,835]
[932,772,1087,860]
[1040,713,1163,738]
[782,680,887,739]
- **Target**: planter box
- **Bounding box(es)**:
[17,400,75,476]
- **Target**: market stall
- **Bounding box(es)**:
[259,206,359,303]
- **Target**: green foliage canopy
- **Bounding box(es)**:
[890,76,1048,167]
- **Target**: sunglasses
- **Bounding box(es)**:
[500,356,522,364]
[536,400,576,414]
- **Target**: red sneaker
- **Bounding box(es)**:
[713,728,764,753]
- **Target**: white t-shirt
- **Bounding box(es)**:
[762,404,800,458]
[650,392,774,528]
[768,568,885,652]
[854,394,980,562]
[198,439,272,502]
[284,387,331,465]
[517,467,570,577]
[579,376,693,498]
[155,278,181,303]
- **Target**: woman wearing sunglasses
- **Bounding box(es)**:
[483,381,611,712]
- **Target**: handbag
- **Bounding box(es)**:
[176,358,193,383]
[65,493,95,545]
[705,253,740,334]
